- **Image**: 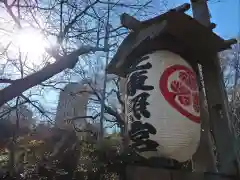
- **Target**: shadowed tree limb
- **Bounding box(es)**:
[0,46,108,107]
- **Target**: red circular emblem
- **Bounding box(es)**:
[159,65,200,123]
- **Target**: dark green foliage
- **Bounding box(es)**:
[0,130,194,180]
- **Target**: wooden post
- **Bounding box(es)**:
[190,0,237,174]
[192,91,217,172]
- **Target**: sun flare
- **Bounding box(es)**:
[15,28,49,62]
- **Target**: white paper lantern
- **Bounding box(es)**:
[125,50,201,162]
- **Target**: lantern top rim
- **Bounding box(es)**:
[106,10,236,78]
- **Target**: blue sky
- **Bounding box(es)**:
[208,0,239,39]
[155,0,239,39]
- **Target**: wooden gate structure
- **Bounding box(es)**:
[106,1,239,180]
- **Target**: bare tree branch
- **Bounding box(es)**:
[104,105,124,125]
[20,95,54,124]
[65,114,100,123]
[2,0,22,28]
[58,0,99,44]
[0,78,15,84]
[0,46,107,107]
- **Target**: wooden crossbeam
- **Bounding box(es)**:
[126,166,237,180]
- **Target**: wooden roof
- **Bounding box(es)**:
[106,11,236,77]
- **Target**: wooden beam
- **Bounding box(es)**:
[169,3,190,13]
[120,3,191,31]
[120,13,141,31]
[126,166,236,180]
[223,39,238,49]
[208,23,216,30]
